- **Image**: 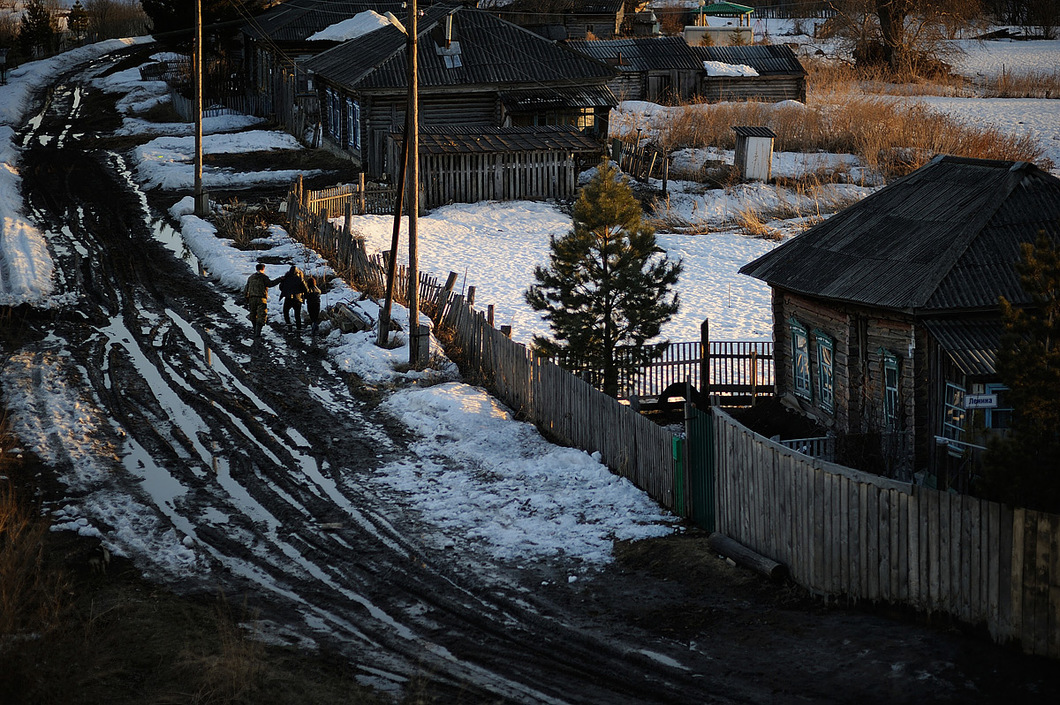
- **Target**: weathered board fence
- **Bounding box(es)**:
[294,175,397,217]
[435,295,677,509]
[611,138,669,186]
[285,181,440,307]
[712,407,1060,658]
[419,151,578,208]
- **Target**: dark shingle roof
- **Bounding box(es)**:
[566,37,702,72]
[304,5,615,90]
[733,125,776,138]
[739,156,1060,313]
[691,44,806,76]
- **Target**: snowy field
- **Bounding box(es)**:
[350,202,782,344]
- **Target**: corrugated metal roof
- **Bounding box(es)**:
[394,125,603,154]
[691,44,806,76]
[501,85,616,111]
[733,125,776,138]
[565,37,702,72]
[740,156,1060,314]
[924,318,1001,377]
[242,0,407,43]
[305,5,615,91]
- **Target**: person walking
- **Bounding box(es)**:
[305,275,323,336]
[243,263,277,337]
[278,265,309,331]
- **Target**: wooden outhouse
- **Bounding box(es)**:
[732,125,776,181]
[739,156,1060,486]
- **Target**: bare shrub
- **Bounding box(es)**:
[216,200,268,249]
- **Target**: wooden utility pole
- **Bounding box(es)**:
[193,0,206,216]
[407,0,421,365]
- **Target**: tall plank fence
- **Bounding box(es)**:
[712,407,1060,658]
[435,296,678,508]
[282,177,1059,659]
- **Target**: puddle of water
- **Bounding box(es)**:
[153,219,202,270]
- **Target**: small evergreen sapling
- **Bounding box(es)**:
[525,163,682,398]
[982,233,1060,513]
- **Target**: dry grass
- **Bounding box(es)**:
[642,80,1051,180]
[0,481,69,637]
[735,206,781,240]
[984,68,1060,98]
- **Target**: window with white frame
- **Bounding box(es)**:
[883,351,901,430]
[790,318,811,399]
[815,331,834,412]
[985,383,1012,430]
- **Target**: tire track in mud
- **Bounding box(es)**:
[7,51,759,705]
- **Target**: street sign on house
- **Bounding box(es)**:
[964,393,998,409]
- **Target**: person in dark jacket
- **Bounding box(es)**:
[305,275,323,335]
[243,263,278,337]
[278,265,309,330]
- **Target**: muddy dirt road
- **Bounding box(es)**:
[4,46,1059,704]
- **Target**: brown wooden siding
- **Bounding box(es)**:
[698,75,807,103]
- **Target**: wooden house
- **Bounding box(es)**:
[566,36,703,102]
[240,0,406,119]
[303,4,617,177]
[691,44,806,103]
[739,156,1060,484]
[483,0,626,41]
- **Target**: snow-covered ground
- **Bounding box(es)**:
[1,32,1058,572]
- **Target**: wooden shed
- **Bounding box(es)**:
[732,125,776,181]
[692,44,807,103]
[566,37,703,102]
[388,126,604,209]
[739,156,1060,485]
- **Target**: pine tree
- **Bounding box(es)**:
[525,163,681,398]
[69,1,88,43]
[981,233,1060,512]
[18,0,55,58]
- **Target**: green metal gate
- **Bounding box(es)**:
[685,406,715,531]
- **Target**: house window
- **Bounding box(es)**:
[327,89,341,141]
[883,351,900,430]
[815,332,834,412]
[985,383,1013,430]
[942,381,966,445]
[790,318,811,400]
[345,98,361,151]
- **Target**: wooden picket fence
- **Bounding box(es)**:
[713,407,1060,658]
